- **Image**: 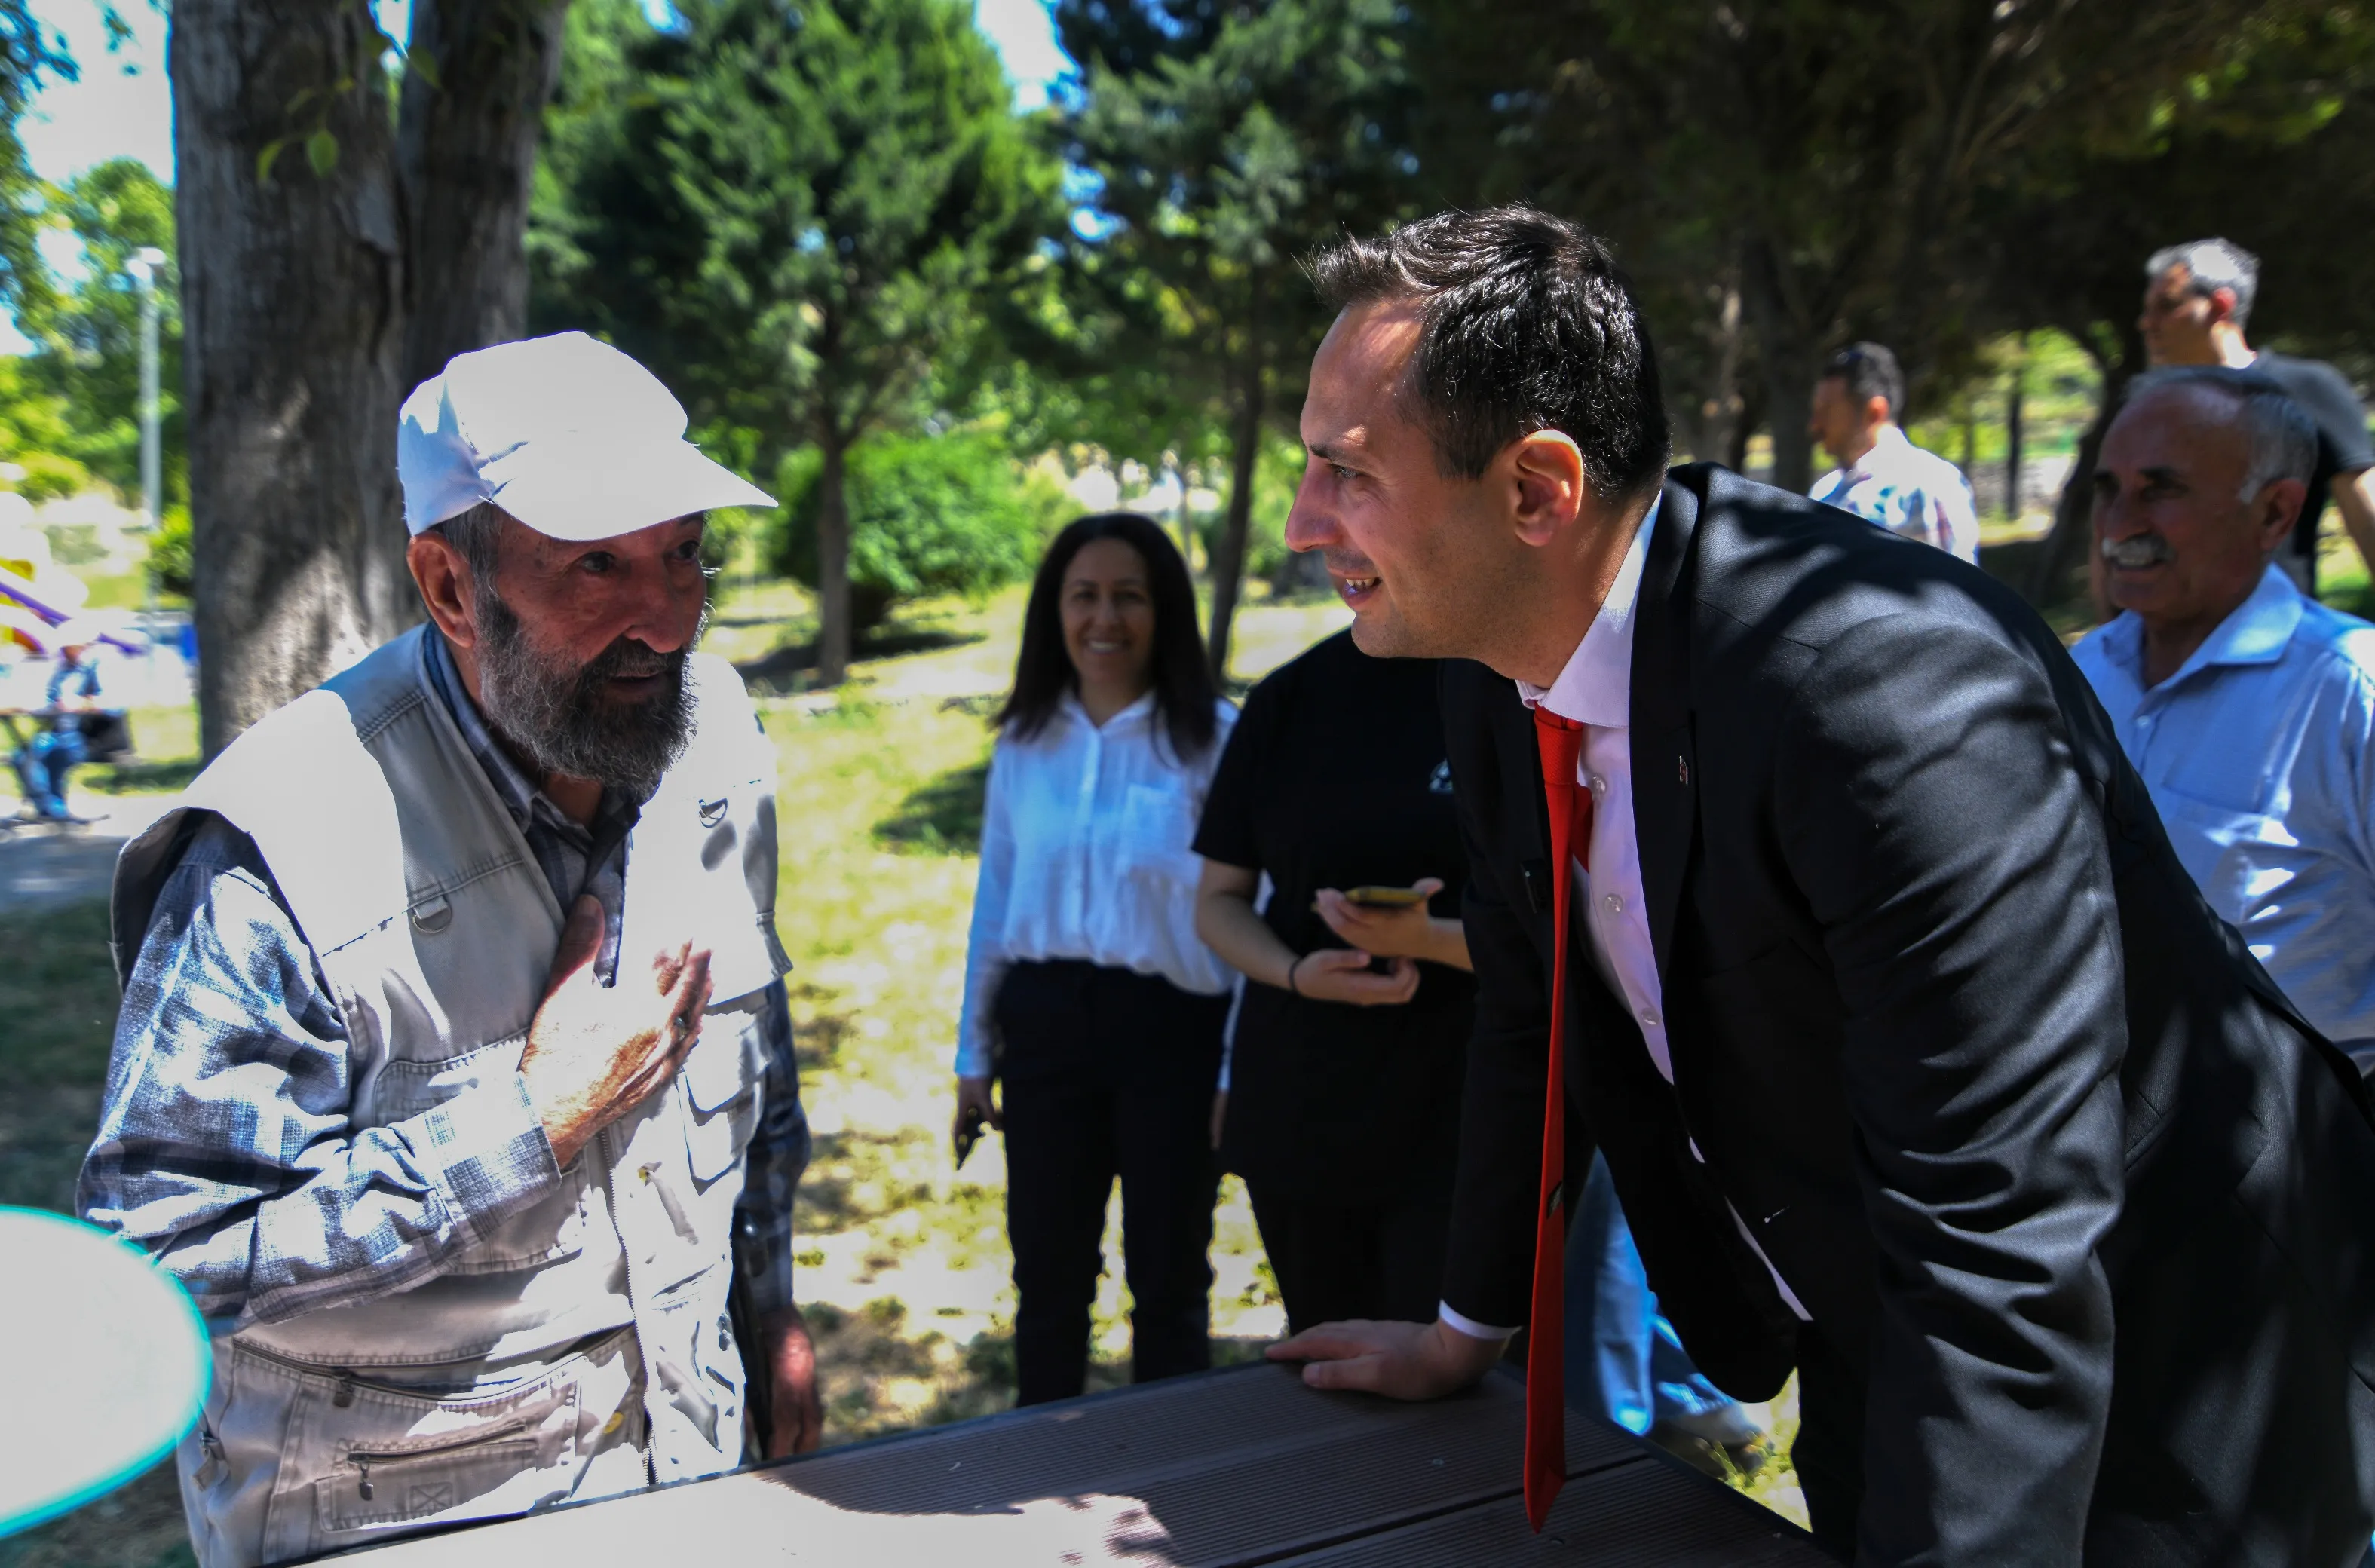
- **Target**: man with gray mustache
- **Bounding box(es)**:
[2074,365,2375,1070]
[81,332,819,1565]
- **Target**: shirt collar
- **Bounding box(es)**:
[1859,424,1912,469]
[2106,562,2304,693]
[1061,686,1158,730]
[1516,492,1661,730]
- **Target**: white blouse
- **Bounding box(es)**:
[954,691,1237,1076]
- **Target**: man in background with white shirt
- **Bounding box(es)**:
[1806,341,1980,562]
[1264,205,2375,1563]
[2074,365,2375,1070]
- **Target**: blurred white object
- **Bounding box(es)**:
[0,1207,210,1538]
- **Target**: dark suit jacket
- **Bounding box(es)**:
[1441,464,2375,1563]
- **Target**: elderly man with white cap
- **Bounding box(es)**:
[79,333,819,1566]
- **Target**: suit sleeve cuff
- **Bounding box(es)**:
[1438,1300,1520,1342]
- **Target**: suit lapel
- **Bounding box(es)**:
[1632,477,1701,984]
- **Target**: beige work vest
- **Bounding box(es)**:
[110,626,791,1566]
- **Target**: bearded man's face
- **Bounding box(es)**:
[474,586,706,803]
[431,509,716,802]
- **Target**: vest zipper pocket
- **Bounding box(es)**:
[348,1421,530,1501]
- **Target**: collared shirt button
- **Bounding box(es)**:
[1640,1009,1661,1030]
[1602,893,1623,914]
[1587,774,1608,795]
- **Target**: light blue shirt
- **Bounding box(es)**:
[2073,564,2375,1061]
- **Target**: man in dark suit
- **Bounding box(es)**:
[1266,206,2375,1564]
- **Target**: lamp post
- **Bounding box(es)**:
[127,245,165,671]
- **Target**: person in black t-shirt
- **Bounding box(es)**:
[1191,630,1475,1331]
[2141,238,2375,593]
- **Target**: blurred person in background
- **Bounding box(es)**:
[1190,629,1472,1331]
[80,334,817,1567]
[1806,341,1980,562]
[2075,366,2375,1072]
[11,621,106,822]
[953,513,1237,1405]
[2140,237,2375,595]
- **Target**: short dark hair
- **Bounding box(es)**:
[996,513,1219,763]
[1307,207,1670,498]
[1819,342,1905,422]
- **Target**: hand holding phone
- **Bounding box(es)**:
[1313,878,1448,961]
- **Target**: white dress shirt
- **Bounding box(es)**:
[1810,424,1981,563]
[955,691,1237,1077]
[2073,565,2375,1064]
[1439,497,1810,1340]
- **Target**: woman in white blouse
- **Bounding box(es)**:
[952,512,1237,1405]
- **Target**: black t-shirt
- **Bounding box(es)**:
[2254,352,2375,561]
[1193,630,1473,1200]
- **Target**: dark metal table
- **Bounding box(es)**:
[344,1362,1830,1565]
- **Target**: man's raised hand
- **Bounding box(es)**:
[518,895,713,1167]
[1267,1315,1506,1400]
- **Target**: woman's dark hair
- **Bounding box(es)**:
[996,512,1220,762]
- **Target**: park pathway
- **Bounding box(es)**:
[0,797,172,912]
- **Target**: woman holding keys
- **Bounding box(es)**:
[953,513,1236,1405]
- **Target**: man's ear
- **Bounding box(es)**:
[2209,287,2242,328]
[1864,395,1892,430]
[406,531,479,651]
[2251,476,2307,555]
[1509,429,1588,547]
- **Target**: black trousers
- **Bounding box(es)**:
[1245,1177,1453,1336]
[994,959,1227,1406]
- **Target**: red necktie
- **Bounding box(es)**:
[1524,706,1594,1531]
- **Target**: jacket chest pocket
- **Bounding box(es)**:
[682,1008,768,1187]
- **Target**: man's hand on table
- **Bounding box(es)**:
[759,1304,823,1458]
[519,895,713,1168]
[1267,1315,1506,1399]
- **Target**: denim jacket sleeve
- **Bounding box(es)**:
[76,816,560,1331]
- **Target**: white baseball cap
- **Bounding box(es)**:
[397,331,774,541]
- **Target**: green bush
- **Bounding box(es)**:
[766,433,1051,631]
[145,507,191,599]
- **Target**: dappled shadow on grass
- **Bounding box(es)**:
[787,978,857,1073]
[88,756,202,796]
[796,1127,939,1237]
[872,758,988,856]
[736,626,988,694]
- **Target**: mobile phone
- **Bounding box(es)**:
[1344,885,1430,908]
[955,1104,986,1168]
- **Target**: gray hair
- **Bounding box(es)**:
[432,501,507,596]
[2125,365,2317,502]
[2144,237,2260,332]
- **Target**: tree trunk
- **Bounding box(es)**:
[814,428,853,686]
[2004,337,2026,521]
[397,0,570,395]
[1742,240,1816,492]
[1205,353,1265,685]
[2025,393,2114,611]
[174,0,409,755]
